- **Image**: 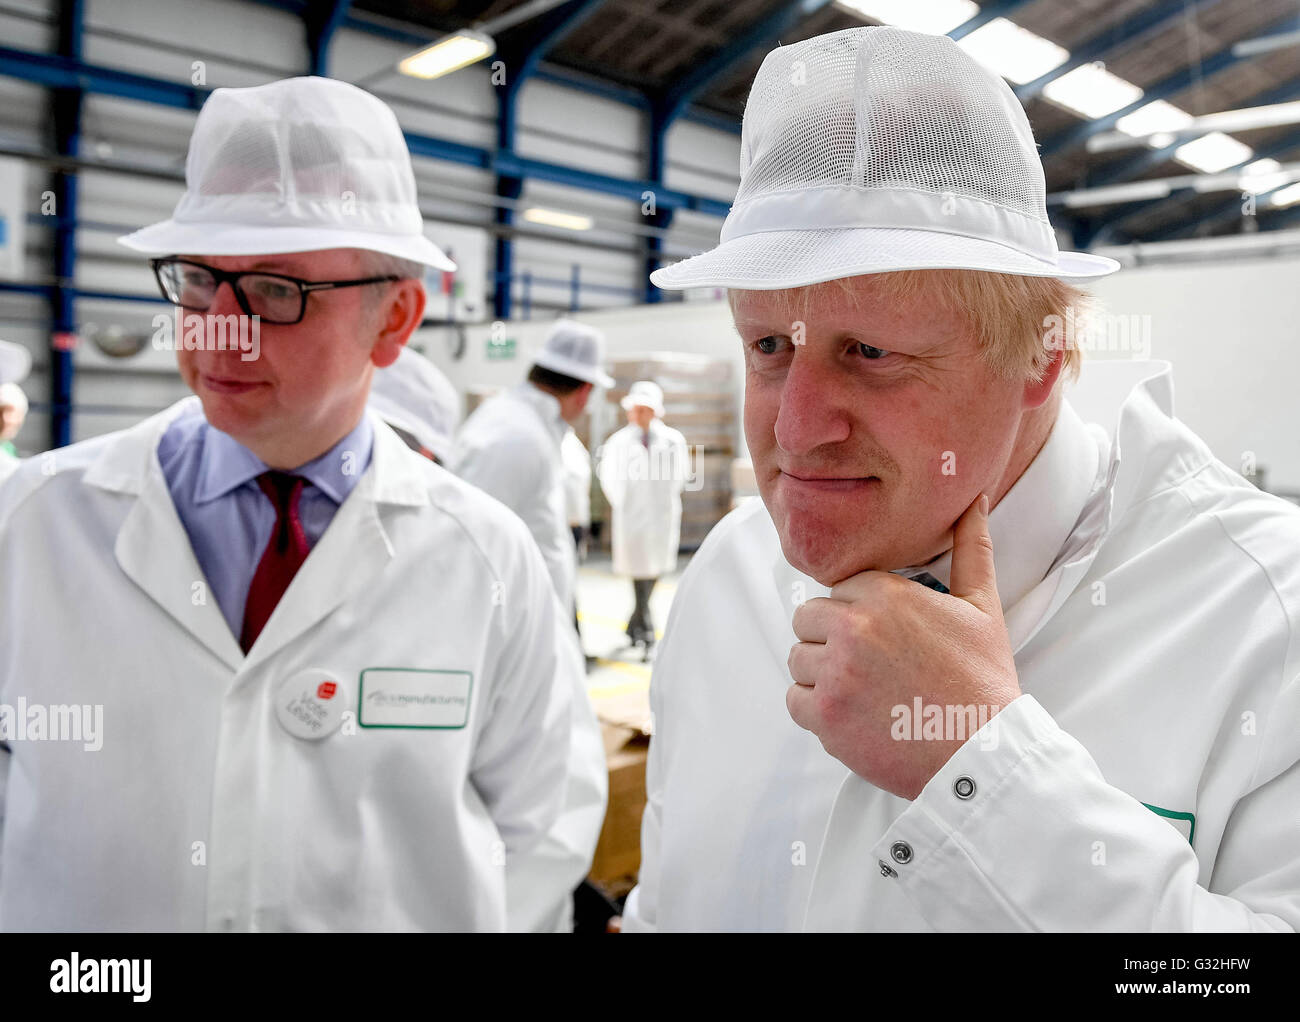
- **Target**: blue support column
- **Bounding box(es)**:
[644,101,673,304]
[49,0,84,449]
[305,0,352,78]
[491,0,607,320]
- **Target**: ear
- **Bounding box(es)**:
[1022,345,1065,410]
[370,279,427,369]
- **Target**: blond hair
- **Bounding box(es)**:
[729,269,1093,385]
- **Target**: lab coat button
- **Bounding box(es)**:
[954,776,976,799]
[878,860,898,878]
[889,840,913,865]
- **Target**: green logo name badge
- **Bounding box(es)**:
[358,668,473,729]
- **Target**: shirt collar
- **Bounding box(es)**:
[196,411,375,505]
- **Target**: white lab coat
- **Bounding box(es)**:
[597,419,689,578]
[449,384,575,612]
[0,450,17,486]
[0,397,603,932]
[561,428,592,530]
[624,360,1300,931]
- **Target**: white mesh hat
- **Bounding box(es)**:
[621,381,665,417]
[532,319,615,389]
[119,76,454,269]
[0,339,31,385]
[369,347,461,463]
[652,27,1118,290]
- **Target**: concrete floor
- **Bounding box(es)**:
[574,552,690,731]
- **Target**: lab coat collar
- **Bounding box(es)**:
[84,398,432,671]
[511,382,568,446]
[770,359,1190,653]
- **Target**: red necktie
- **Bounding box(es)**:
[240,471,309,653]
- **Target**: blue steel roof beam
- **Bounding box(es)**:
[305,0,353,78]
[495,0,608,89]
[1083,79,1300,241]
[0,45,205,109]
[656,0,835,130]
[1015,0,1220,105]
[1039,13,1300,159]
[1138,131,1300,241]
[1087,78,1300,192]
[333,7,738,132]
[1258,202,1300,230]
[0,45,734,213]
[946,0,1038,42]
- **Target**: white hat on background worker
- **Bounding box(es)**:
[368,347,461,463]
[117,76,455,270]
[620,380,665,418]
[649,27,1118,290]
[0,339,31,385]
[531,318,615,389]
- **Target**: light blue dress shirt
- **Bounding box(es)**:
[157,403,374,638]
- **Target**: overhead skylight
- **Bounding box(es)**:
[1270,181,1300,207]
[1116,100,1193,147]
[835,0,979,36]
[1174,131,1253,174]
[956,18,1069,84]
[1043,64,1143,118]
[1238,158,1290,195]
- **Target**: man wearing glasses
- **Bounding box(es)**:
[0,76,603,931]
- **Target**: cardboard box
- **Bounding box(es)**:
[588,722,650,897]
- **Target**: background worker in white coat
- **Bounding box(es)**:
[0,76,595,932]
[561,425,595,662]
[0,340,31,484]
[597,381,688,657]
[623,27,1300,932]
[450,320,614,616]
[448,320,612,931]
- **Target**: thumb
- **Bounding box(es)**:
[948,492,1001,616]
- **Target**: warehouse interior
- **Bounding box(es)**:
[2,0,1300,929]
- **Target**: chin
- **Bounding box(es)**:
[770,508,868,586]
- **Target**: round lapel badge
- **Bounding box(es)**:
[275,668,348,740]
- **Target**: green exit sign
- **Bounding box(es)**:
[486,336,516,360]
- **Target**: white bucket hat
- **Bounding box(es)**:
[532,319,615,389]
[0,340,31,385]
[651,27,1118,290]
[621,380,664,418]
[118,76,455,270]
[368,347,461,463]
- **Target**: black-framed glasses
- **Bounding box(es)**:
[150,257,401,325]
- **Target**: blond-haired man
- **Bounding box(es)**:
[623,28,1300,931]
